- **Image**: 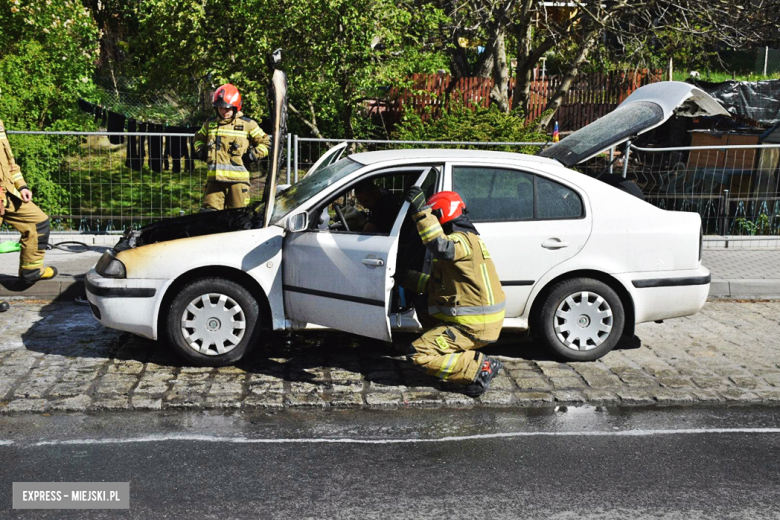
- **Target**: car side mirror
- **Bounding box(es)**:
[286,212,308,233]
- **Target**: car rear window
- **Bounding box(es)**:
[538,101,664,166]
[453,167,533,222]
[452,166,582,222]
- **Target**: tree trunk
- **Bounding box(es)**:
[489,29,510,112]
[289,102,325,139]
[447,37,471,80]
[538,29,600,129]
[474,41,494,79]
[442,0,471,80]
[511,39,555,116]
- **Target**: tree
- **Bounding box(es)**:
[126,0,447,139]
[436,0,780,124]
[514,0,780,128]
[0,0,99,129]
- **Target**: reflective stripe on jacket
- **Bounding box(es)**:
[193,112,269,183]
[402,208,506,342]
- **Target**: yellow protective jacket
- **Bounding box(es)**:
[193,111,269,183]
[402,208,506,343]
[0,120,27,208]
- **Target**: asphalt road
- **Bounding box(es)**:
[2,406,780,518]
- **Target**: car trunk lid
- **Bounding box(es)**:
[538,81,730,167]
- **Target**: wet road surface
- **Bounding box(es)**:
[1,405,779,518]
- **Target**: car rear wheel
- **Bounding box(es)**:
[535,278,625,361]
[166,277,260,366]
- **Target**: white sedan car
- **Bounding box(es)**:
[86,82,724,366]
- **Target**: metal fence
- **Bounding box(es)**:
[1,131,290,234]
[627,143,780,237]
[3,132,780,246]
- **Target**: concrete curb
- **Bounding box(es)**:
[707,279,780,300]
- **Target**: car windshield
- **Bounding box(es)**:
[269,157,363,223]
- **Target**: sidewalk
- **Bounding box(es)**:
[0,234,779,299]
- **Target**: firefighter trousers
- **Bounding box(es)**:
[410,311,487,385]
[1,195,50,276]
[201,181,250,211]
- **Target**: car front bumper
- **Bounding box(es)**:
[85,268,170,340]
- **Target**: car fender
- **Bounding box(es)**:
[522,257,637,325]
[115,228,287,332]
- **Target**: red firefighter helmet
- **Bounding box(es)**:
[427,191,467,224]
[212,83,242,111]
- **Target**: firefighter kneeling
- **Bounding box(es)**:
[397,188,505,397]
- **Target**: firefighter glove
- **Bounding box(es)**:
[404,186,426,213]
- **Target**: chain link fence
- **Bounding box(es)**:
[755,47,780,76]
[627,143,780,237]
[1,131,282,234]
[3,132,779,248]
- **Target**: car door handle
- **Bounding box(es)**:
[362,258,385,266]
[541,239,569,250]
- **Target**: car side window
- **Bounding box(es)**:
[452,166,534,222]
[536,176,583,219]
[311,168,439,234]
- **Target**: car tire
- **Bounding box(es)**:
[166,277,260,366]
[535,277,625,361]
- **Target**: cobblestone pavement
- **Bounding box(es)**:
[1,300,779,414]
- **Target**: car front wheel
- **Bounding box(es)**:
[166,277,261,366]
[535,278,625,361]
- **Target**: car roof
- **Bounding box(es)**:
[348,148,561,167]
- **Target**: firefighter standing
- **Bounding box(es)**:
[397,187,505,397]
[194,84,270,211]
[0,120,57,283]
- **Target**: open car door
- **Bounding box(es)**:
[282,169,432,341]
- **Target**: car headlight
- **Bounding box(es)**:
[95,250,127,278]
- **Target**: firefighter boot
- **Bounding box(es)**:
[20,266,58,284]
[463,357,503,398]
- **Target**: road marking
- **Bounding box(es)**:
[1,428,779,447]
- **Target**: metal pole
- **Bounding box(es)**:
[622,140,631,178]
[286,133,292,184]
[293,134,299,183]
[764,46,769,76]
[608,147,615,175]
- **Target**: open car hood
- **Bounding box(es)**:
[538,81,730,167]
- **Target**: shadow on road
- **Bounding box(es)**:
[19,293,609,392]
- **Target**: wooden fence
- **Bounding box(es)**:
[370,69,664,132]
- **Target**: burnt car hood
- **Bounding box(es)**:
[114,205,264,251]
[539,81,730,167]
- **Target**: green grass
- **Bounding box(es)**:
[672,70,780,83]
[18,136,267,231]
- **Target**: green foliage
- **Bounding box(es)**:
[128,0,447,138]
[7,134,70,215]
[0,40,96,131]
[0,0,99,130]
[393,103,549,154]
[735,214,773,236]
